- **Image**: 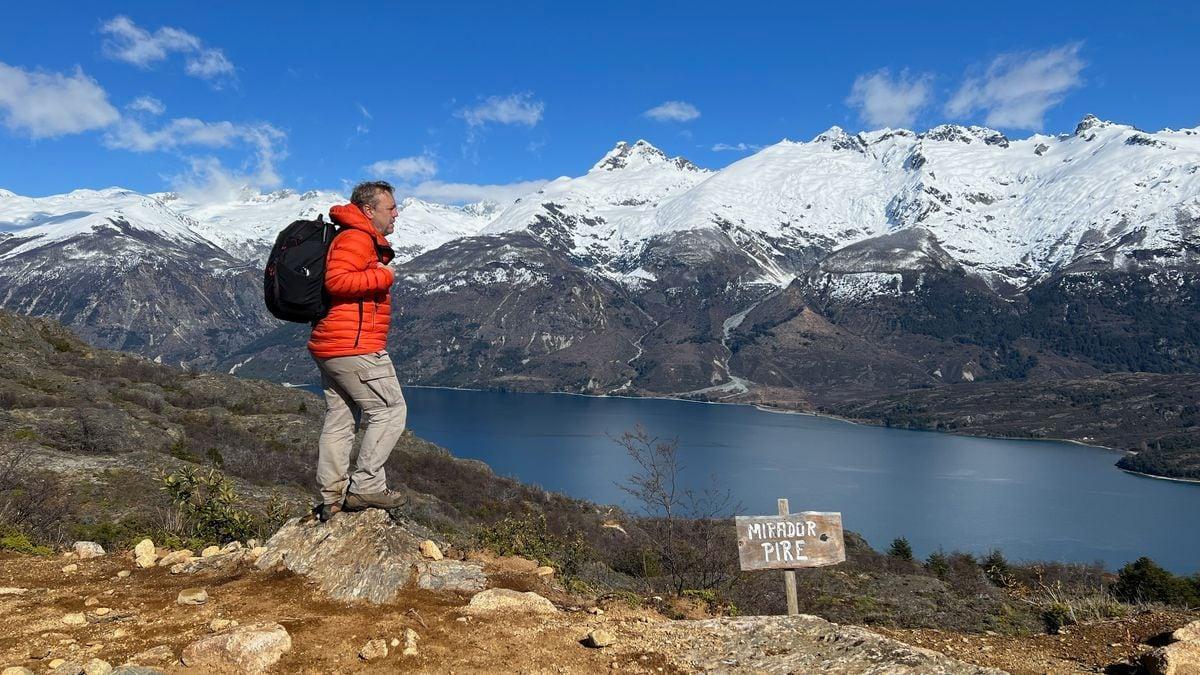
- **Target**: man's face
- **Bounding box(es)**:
[364,193,398,236]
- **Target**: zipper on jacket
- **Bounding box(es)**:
[353,300,363,348]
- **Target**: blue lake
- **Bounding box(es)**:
[312,385,1200,574]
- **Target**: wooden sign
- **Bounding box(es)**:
[736,499,846,616]
[735,509,846,571]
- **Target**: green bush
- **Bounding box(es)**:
[0,525,53,556]
[160,467,256,544]
[474,512,593,577]
[925,550,950,578]
[888,537,914,561]
[981,549,1014,587]
[1111,557,1200,607]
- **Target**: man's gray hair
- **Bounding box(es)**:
[350,181,395,209]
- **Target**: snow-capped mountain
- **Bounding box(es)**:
[482,140,712,272]
[159,188,342,261]
[3,114,1199,400]
[477,119,1200,292]
[392,197,499,260]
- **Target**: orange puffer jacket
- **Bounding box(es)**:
[307,204,396,359]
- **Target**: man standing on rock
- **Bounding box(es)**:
[308,181,407,522]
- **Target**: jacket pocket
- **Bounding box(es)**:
[358,364,402,406]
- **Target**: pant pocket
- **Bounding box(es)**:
[357,364,402,406]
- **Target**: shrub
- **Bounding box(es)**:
[888,537,914,561]
[0,525,53,555]
[474,512,593,577]
[160,467,257,544]
[981,549,1014,587]
[925,550,950,578]
[1111,557,1200,607]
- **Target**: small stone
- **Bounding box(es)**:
[419,540,443,560]
[200,545,221,558]
[183,624,290,673]
[133,539,156,562]
[177,588,208,605]
[220,541,243,554]
[83,658,112,675]
[359,638,388,661]
[402,628,419,656]
[210,618,234,632]
[246,538,260,548]
[584,629,616,648]
[455,616,469,623]
[157,550,194,567]
[48,661,65,670]
[84,596,100,606]
[535,565,555,577]
[116,570,131,578]
[2,667,36,675]
[62,612,88,626]
[247,546,267,561]
[62,563,79,573]
[73,541,105,559]
[390,638,400,648]
[93,607,111,616]
[0,587,28,595]
[587,606,604,615]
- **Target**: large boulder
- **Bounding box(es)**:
[256,510,484,603]
[465,588,558,615]
[181,622,291,674]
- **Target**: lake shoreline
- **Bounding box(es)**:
[295,380,1188,482]
[388,383,1145,467]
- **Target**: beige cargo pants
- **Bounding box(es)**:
[312,350,407,506]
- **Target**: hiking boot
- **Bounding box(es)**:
[316,502,342,523]
[344,489,408,512]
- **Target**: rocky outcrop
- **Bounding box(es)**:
[256,510,485,602]
[632,615,1004,674]
[1143,619,1200,675]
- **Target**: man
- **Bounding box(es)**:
[308,181,407,521]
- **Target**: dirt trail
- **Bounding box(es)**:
[1,552,1194,673]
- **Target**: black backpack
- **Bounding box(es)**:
[263,215,343,323]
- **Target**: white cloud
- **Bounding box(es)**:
[945,43,1085,130]
[455,93,544,127]
[128,95,165,115]
[105,117,285,189]
[100,16,199,67]
[711,142,763,152]
[356,103,372,120]
[184,49,235,81]
[0,62,120,138]
[846,69,932,128]
[366,156,438,181]
[409,179,547,205]
[100,15,235,85]
[170,155,280,203]
[644,101,700,122]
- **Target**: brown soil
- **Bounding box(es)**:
[878,611,1199,674]
[1,551,1194,673]
[0,552,678,673]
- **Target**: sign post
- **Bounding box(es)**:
[735,499,846,616]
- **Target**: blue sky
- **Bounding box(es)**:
[1,1,1197,202]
